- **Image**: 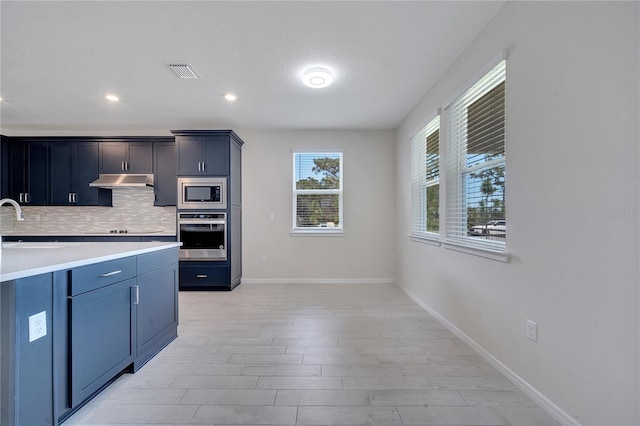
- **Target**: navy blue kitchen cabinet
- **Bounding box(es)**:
[1,273,55,426]
[7,139,49,205]
[50,141,111,206]
[1,135,8,198]
[178,261,240,290]
[172,130,233,176]
[70,278,137,407]
[153,141,177,206]
[134,249,179,370]
[69,257,137,407]
[100,141,153,174]
[1,247,179,425]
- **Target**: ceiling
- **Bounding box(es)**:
[0,1,505,133]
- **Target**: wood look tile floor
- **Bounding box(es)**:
[64,283,559,426]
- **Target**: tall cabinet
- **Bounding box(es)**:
[171,130,243,291]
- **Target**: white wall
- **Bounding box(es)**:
[395,2,639,425]
[240,129,395,283]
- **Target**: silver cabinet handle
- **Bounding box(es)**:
[73,193,77,203]
[68,193,73,203]
[201,162,205,172]
[133,285,139,305]
[99,270,122,277]
[24,193,29,203]
[19,193,23,203]
[196,274,208,278]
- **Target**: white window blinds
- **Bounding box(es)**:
[411,115,440,237]
[293,152,343,233]
[445,59,506,252]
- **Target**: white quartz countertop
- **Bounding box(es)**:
[1,241,181,282]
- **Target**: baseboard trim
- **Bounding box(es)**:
[241,278,396,285]
[397,284,579,426]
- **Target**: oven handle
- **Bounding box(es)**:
[178,220,226,225]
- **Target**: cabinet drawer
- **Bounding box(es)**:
[179,263,229,288]
[137,248,179,276]
[70,257,136,296]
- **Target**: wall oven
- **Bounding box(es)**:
[177,177,227,210]
[177,212,227,261]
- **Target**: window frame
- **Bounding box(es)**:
[442,56,508,261]
[410,113,441,244]
[291,150,344,236]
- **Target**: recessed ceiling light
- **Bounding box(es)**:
[224,93,237,101]
[105,94,119,102]
[302,67,333,89]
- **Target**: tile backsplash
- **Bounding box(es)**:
[1,187,176,235]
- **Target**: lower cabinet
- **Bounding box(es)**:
[134,250,179,371]
[1,273,55,426]
[69,278,136,407]
[0,248,179,425]
[179,261,235,290]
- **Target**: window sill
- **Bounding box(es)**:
[443,240,509,262]
[291,229,345,237]
[410,233,441,246]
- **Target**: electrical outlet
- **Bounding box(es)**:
[268,213,275,222]
[526,319,538,342]
[35,214,41,222]
[28,311,47,342]
[261,254,267,262]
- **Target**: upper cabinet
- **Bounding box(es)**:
[153,141,177,206]
[50,141,110,206]
[172,131,238,176]
[6,139,49,205]
[100,141,153,174]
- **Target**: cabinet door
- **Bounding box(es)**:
[127,142,153,174]
[70,278,136,407]
[75,142,107,206]
[1,135,8,198]
[50,143,74,205]
[176,136,204,175]
[153,142,176,206]
[26,141,49,205]
[99,142,127,173]
[7,140,25,202]
[135,264,178,369]
[202,136,229,175]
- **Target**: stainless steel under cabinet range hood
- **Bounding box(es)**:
[89,174,154,188]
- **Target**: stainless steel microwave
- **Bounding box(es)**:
[177,177,227,210]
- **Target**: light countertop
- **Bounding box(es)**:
[1,241,181,282]
[1,232,176,237]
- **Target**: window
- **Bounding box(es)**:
[444,59,506,254]
[292,151,343,234]
[411,115,440,240]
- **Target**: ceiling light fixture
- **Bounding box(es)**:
[224,93,237,101]
[302,67,333,89]
[105,94,119,102]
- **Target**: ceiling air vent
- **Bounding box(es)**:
[168,64,199,79]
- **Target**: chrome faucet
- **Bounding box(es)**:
[0,198,25,250]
